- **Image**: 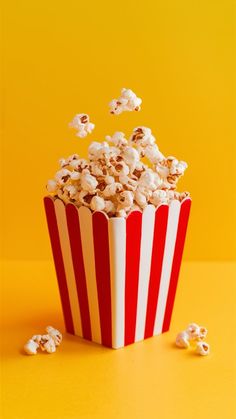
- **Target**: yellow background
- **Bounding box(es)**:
[1,0,236,261]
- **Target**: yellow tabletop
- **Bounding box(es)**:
[1,261,235,419]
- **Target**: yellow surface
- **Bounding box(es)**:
[1,0,236,261]
[1,260,235,419]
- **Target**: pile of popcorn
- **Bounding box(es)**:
[24,326,62,355]
[175,323,210,356]
[47,89,190,218]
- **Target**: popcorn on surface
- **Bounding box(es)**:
[175,323,210,356]
[186,323,201,340]
[195,341,210,356]
[175,331,190,349]
[198,326,208,341]
[39,335,56,354]
[24,339,39,355]
[24,326,62,355]
[45,326,62,346]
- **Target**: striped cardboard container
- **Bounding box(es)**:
[44,196,191,349]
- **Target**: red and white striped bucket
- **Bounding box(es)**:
[44,196,191,349]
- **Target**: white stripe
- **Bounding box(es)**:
[153,200,180,335]
[135,205,156,342]
[108,217,126,349]
[78,206,101,344]
[54,199,82,337]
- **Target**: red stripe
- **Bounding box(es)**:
[44,197,74,334]
[66,204,92,341]
[92,212,112,347]
[125,211,142,346]
[144,205,169,339]
[162,199,191,332]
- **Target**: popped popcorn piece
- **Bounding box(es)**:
[63,184,78,199]
[175,331,190,349]
[150,190,167,206]
[139,170,158,191]
[89,161,104,177]
[66,154,80,165]
[32,335,42,344]
[24,339,39,355]
[88,141,108,160]
[109,88,142,114]
[58,154,80,168]
[69,114,95,138]
[78,190,94,207]
[118,190,134,209]
[134,189,148,209]
[111,161,130,176]
[59,158,67,168]
[198,326,208,341]
[155,157,188,190]
[170,159,188,176]
[186,323,201,340]
[106,132,128,147]
[119,174,137,191]
[186,323,208,342]
[90,196,105,211]
[55,169,71,185]
[39,335,56,354]
[47,179,57,193]
[130,126,156,149]
[104,200,116,215]
[96,178,107,192]
[45,326,62,346]
[122,146,140,172]
[132,161,146,178]
[104,175,115,184]
[195,341,210,356]
[70,158,88,172]
[144,144,165,163]
[103,182,123,198]
[57,188,71,204]
[81,173,98,193]
[70,171,81,180]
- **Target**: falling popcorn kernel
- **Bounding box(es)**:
[109,88,142,115]
[69,113,95,138]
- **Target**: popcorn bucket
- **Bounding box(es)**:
[44,196,191,349]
